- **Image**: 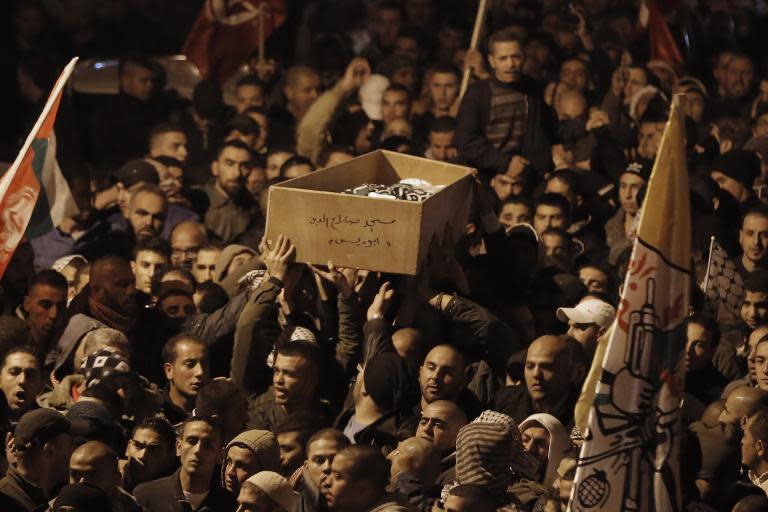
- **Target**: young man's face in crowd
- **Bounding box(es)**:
[521,423,550,469]
[24,282,67,342]
[306,438,345,487]
[623,67,648,103]
[382,90,410,125]
[741,213,768,264]
[637,121,664,160]
[235,84,265,114]
[428,131,455,162]
[429,72,459,112]
[498,201,531,229]
[125,427,174,484]
[419,346,465,404]
[277,430,305,475]
[266,151,293,180]
[160,294,196,320]
[578,266,609,294]
[725,56,754,99]
[285,72,320,118]
[0,351,42,415]
[491,169,525,201]
[132,249,167,294]
[754,341,768,392]
[619,173,645,216]
[416,401,464,453]
[746,327,768,386]
[223,445,260,494]
[559,59,589,92]
[743,291,768,330]
[120,62,155,102]
[151,131,188,162]
[533,204,567,235]
[129,191,166,240]
[178,421,222,479]
[685,322,715,372]
[164,340,209,399]
[272,353,314,406]
[488,40,524,84]
[192,248,220,283]
[213,146,252,197]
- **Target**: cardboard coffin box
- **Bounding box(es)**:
[264,150,474,275]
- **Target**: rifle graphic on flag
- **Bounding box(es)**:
[701,236,743,317]
[569,97,690,512]
[0,57,79,279]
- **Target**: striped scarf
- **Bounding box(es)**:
[485,81,528,155]
[455,415,524,511]
[88,297,135,333]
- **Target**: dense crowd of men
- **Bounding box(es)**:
[3,0,768,511]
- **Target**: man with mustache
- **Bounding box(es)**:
[127,185,168,242]
[200,140,256,243]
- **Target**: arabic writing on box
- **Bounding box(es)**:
[308,213,396,249]
[308,213,396,233]
[328,237,392,248]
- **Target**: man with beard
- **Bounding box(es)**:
[127,185,168,242]
[55,255,171,384]
[200,140,257,242]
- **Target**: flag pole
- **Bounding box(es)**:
[458,0,488,101]
[702,235,715,293]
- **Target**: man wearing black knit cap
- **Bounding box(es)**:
[334,352,418,451]
[605,159,651,265]
[710,150,762,208]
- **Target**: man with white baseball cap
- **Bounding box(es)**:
[556,296,616,359]
[237,471,297,512]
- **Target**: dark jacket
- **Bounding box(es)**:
[247,387,333,432]
[454,76,553,177]
[133,468,236,512]
[333,407,406,453]
[0,465,47,512]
